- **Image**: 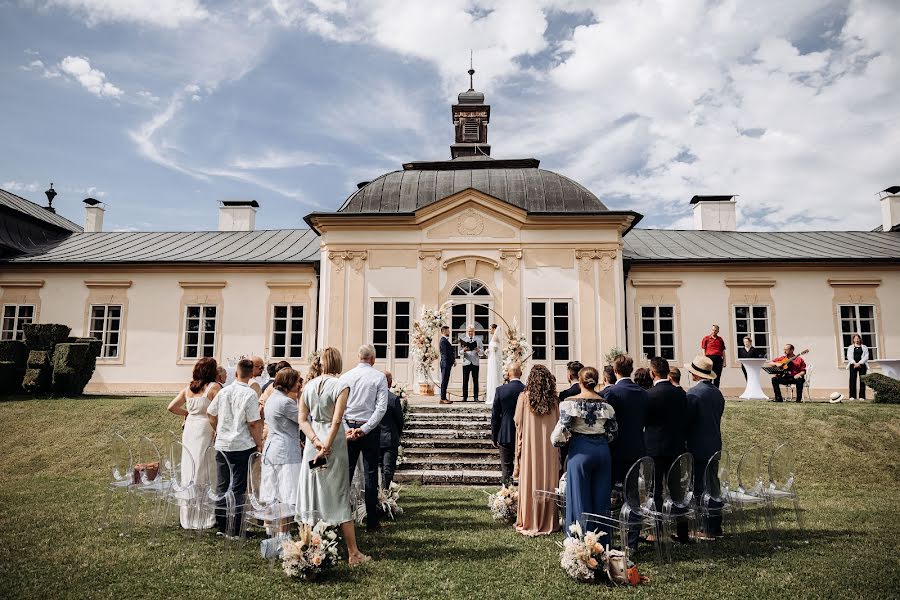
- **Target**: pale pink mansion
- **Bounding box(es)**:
[2,85,899,397]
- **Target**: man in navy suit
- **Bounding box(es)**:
[685,354,726,537]
[439,325,455,405]
[491,362,524,485]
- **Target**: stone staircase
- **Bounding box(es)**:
[395,403,502,485]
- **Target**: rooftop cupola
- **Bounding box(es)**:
[450,58,491,159]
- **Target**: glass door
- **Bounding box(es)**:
[371,299,412,384]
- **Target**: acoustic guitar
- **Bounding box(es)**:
[764,349,809,374]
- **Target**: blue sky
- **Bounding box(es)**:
[1,0,898,232]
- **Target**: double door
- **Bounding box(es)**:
[449,301,492,392]
[528,299,573,383]
[371,299,412,384]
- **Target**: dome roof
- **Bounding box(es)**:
[339,157,608,214]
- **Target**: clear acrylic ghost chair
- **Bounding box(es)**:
[660,452,698,562]
[533,490,566,529]
[242,452,295,570]
[132,435,168,531]
[765,442,804,538]
[699,450,735,541]
[197,445,241,563]
[100,432,137,534]
[726,446,775,544]
[156,441,200,539]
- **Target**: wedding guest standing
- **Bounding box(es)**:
[207,359,263,536]
[846,334,869,401]
[167,357,222,529]
[601,365,616,390]
[249,355,266,396]
[216,366,228,386]
[600,355,649,487]
[700,325,726,388]
[738,336,765,380]
[514,365,561,536]
[261,368,304,516]
[491,362,524,485]
[296,348,371,566]
[633,367,653,390]
[685,355,726,537]
[439,325,455,405]
[669,367,682,388]
[552,366,616,536]
[379,370,405,489]
[340,344,388,533]
[559,361,585,401]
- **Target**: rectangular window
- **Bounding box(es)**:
[839,304,878,359]
[640,305,675,361]
[183,305,217,359]
[271,304,304,359]
[372,299,412,360]
[1,304,35,340]
[529,300,573,363]
[733,305,770,357]
[89,304,122,359]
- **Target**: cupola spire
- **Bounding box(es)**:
[451,54,491,159]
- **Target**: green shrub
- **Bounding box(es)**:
[23,324,71,355]
[66,337,102,358]
[0,361,22,397]
[22,367,51,394]
[0,340,27,369]
[27,350,49,367]
[861,373,900,404]
[51,343,97,396]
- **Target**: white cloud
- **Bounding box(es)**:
[37,0,208,28]
[137,90,160,103]
[230,149,329,170]
[58,56,123,98]
[2,181,42,194]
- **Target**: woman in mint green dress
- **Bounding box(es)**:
[296,347,370,566]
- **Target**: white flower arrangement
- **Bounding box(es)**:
[410,302,452,380]
[281,520,340,581]
[390,381,410,401]
[486,484,518,523]
[502,318,531,373]
[378,481,404,520]
[558,522,608,583]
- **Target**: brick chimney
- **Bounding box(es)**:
[879,186,900,232]
[83,198,104,232]
[691,195,737,231]
[218,200,258,231]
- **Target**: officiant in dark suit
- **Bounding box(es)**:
[738,336,766,380]
[491,362,524,485]
[439,325,455,405]
[459,325,483,403]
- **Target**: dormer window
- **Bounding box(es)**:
[463,120,480,141]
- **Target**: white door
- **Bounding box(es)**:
[371,299,412,385]
[528,299,573,383]
[448,279,493,396]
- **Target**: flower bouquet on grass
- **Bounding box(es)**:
[282,520,340,581]
[486,485,518,524]
[378,481,404,519]
[558,522,608,583]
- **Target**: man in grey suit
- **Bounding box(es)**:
[459,325,484,402]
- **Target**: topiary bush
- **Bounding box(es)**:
[51,342,97,396]
[861,373,900,404]
[23,324,71,356]
[0,340,27,369]
[0,361,21,397]
[66,337,102,358]
[22,350,52,394]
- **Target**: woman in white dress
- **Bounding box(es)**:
[485,323,503,406]
[167,357,222,529]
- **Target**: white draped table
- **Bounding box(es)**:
[738,358,769,400]
[870,359,900,380]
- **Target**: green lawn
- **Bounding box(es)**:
[0,396,898,599]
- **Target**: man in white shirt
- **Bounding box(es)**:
[248,355,266,396]
[207,358,262,536]
[339,344,388,532]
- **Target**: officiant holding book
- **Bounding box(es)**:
[460,325,484,402]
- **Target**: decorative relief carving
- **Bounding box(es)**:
[499,250,522,274]
[456,208,485,236]
[419,251,442,273]
[329,250,368,273]
[575,249,617,272]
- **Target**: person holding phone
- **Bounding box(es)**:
[296,347,370,566]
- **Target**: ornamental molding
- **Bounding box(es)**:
[266,280,313,289]
[724,278,776,288]
[418,250,442,273]
[441,255,500,276]
[178,281,227,289]
[84,280,133,288]
[0,279,45,288]
[456,208,485,236]
[630,279,684,288]
[329,250,368,273]
[499,250,522,274]
[575,249,617,272]
[827,277,881,287]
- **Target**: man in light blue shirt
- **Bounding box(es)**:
[339,344,388,531]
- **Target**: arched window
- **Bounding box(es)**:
[450,279,490,297]
[448,279,492,352]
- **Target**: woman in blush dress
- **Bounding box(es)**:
[485,324,503,406]
[167,357,222,529]
[514,364,561,536]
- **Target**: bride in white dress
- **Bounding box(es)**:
[485,324,503,406]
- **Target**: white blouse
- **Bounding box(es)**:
[846,344,870,366]
[551,399,617,446]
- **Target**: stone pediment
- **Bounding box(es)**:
[417,190,521,240]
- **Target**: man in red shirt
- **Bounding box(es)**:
[766,344,807,403]
[700,325,726,388]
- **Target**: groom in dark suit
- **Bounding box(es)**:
[439,325,455,405]
[491,362,523,485]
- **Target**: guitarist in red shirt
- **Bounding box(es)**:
[765,344,808,403]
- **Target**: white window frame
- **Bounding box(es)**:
[89,304,123,359]
[639,304,676,361]
[839,304,879,360]
[270,303,306,359]
[528,299,574,364]
[182,304,218,360]
[370,298,413,361]
[1,304,35,341]
[733,304,771,358]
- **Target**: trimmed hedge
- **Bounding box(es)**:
[861,373,900,404]
[23,324,71,355]
[0,361,21,396]
[51,343,97,396]
[67,337,102,358]
[0,340,27,369]
[22,367,51,394]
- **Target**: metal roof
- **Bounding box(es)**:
[623,229,900,263]
[340,160,609,214]
[0,188,82,232]
[8,229,321,264]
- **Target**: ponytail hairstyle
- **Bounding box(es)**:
[189,357,218,394]
[306,351,323,382]
[578,366,599,390]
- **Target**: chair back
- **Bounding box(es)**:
[110,432,134,483]
[736,445,764,495]
[623,457,655,514]
[247,451,281,511]
[201,445,234,501]
[166,441,195,494]
[703,450,730,503]
[137,436,162,484]
[665,452,694,508]
[768,442,796,493]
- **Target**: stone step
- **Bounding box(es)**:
[403,419,489,431]
[403,429,491,440]
[401,437,495,450]
[393,469,503,486]
[407,404,492,414]
[407,412,490,422]
[403,446,497,459]
[399,457,500,471]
